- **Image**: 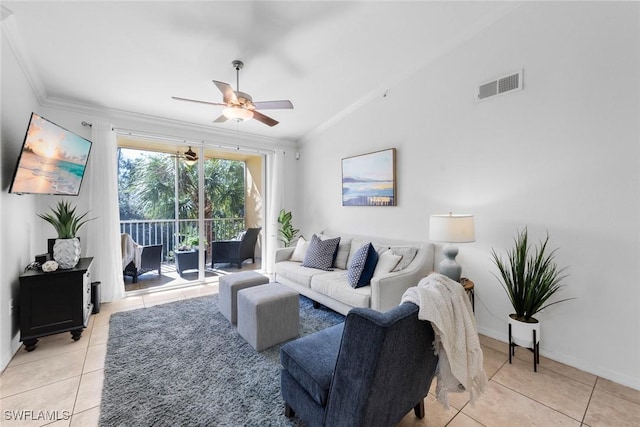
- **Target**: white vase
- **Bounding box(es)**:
[53,238,81,269]
[508,314,540,348]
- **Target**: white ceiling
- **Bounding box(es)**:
[2,1,515,143]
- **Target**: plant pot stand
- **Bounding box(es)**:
[508,322,540,372]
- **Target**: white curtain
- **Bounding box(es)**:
[265,149,285,274]
[85,122,125,302]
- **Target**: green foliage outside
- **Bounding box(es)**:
[117,149,246,222]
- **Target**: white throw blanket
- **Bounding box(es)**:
[121,233,143,270]
[401,273,487,408]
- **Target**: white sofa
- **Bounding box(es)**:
[274,230,434,315]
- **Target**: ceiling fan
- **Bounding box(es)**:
[182,146,198,165]
[170,146,199,165]
[172,60,293,127]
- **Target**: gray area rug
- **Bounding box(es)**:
[100,294,344,426]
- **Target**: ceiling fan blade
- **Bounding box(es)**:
[213,114,228,123]
[212,80,238,103]
[252,100,294,110]
[252,110,279,127]
[172,96,226,107]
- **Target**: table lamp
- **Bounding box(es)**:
[429,213,476,282]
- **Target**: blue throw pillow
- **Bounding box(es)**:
[347,242,379,288]
[302,234,341,271]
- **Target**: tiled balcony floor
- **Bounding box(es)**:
[123,259,262,292]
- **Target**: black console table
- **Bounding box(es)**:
[19,257,93,351]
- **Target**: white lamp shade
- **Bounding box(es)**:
[222,106,254,121]
[429,214,476,243]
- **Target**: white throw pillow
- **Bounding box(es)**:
[373,251,402,277]
[373,243,390,257]
[290,237,309,262]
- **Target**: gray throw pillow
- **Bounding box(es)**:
[390,246,418,271]
[319,234,352,270]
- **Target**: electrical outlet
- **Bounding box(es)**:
[9,298,14,313]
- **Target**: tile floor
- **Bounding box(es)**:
[1,281,639,427]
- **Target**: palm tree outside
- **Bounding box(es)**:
[117,148,247,263]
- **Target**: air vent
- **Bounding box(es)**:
[478,70,523,101]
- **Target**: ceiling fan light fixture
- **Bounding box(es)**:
[222,106,254,122]
[184,146,198,165]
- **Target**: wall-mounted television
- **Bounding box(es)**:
[9,113,92,195]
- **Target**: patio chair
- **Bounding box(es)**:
[211,227,261,269]
[121,233,163,283]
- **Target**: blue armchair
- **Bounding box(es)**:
[280,302,438,427]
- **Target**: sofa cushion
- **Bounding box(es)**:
[346,239,365,269]
[347,242,379,288]
[290,236,309,262]
[275,261,330,289]
[280,323,344,406]
[389,246,418,271]
[373,250,402,277]
[302,234,341,271]
[320,235,352,270]
[311,271,371,308]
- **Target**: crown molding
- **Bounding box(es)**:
[42,97,298,150]
[1,5,12,22]
[1,11,47,104]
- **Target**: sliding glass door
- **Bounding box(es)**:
[117,139,263,290]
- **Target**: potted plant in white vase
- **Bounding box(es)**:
[38,200,94,269]
[491,228,571,370]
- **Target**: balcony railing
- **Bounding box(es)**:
[120,218,246,262]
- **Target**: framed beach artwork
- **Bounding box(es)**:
[342,148,396,206]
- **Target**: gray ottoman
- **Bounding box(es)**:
[219,271,270,324]
[237,283,299,351]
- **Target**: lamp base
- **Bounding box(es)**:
[438,243,462,282]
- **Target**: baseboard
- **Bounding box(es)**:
[476,326,640,391]
[0,333,21,374]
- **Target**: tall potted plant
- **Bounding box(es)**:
[38,200,94,269]
[277,209,300,247]
[491,228,570,349]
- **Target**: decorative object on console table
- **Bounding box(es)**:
[342,148,396,206]
[491,228,571,372]
[429,213,475,282]
[38,200,94,269]
[19,257,93,351]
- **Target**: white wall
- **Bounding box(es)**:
[297,2,640,389]
[0,22,42,370]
